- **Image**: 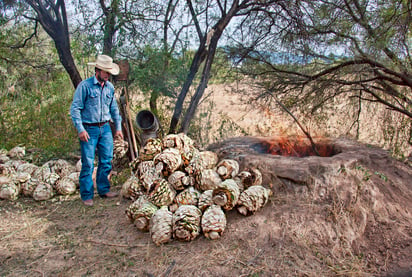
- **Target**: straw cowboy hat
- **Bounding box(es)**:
[88,55,120,75]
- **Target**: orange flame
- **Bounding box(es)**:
[260,136,336,157]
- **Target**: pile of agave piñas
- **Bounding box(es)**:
[122,133,272,245]
[0,138,129,201]
[0,146,80,201]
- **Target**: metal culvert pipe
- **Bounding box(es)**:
[136,110,160,146]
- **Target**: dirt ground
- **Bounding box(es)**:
[1,85,412,277]
[1,152,411,277]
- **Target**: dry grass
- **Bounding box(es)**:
[1,162,411,277]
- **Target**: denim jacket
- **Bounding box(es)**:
[70,76,122,134]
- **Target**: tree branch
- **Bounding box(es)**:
[266,89,321,156]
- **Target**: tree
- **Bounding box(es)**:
[4,0,410,147]
[143,0,190,113]
[231,0,412,120]
[74,0,180,113]
[99,0,121,56]
[23,0,82,88]
[169,0,281,134]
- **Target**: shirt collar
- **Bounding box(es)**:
[93,75,106,87]
[93,76,100,85]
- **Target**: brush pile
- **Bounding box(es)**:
[123,133,272,245]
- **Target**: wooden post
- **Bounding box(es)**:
[120,88,135,161]
[114,59,139,160]
[124,86,139,156]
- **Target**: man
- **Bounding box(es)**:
[70,55,123,206]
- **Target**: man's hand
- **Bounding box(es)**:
[115,130,123,139]
[78,131,90,142]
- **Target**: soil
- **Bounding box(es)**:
[1,85,412,277]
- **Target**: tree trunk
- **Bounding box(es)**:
[149,91,159,115]
[168,42,207,134]
[179,34,219,134]
[52,33,82,88]
[100,0,119,57]
[170,0,240,134]
[25,0,82,88]
[56,40,82,88]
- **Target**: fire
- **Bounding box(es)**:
[255,136,337,157]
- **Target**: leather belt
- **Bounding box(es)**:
[83,121,108,127]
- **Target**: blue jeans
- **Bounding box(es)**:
[79,123,113,201]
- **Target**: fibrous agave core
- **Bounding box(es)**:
[175,133,197,166]
[139,138,162,161]
[44,172,60,188]
[55,176,77,195]
[75,159,82,172]
[201,205,227,240]
[126,196,147,221]
[43,159,75,178]
[236,167,262,190]
[21,179,39,197]
[212,179,240,211]
[66,172,80,187]
[17,163,39,176]
[7,146,25,159]
[121,175,143,200]
[126,196,159,231]
[0,163,15,176]
[237,185,272,216]
[162,134,183,149]
[216,159,239,180]
[199,151,219,169]
[113,138,129,160]
[154,148,183,177]
[0,176,11,185]
[198,189,214,212]
[197,169,221,191]
[168,171,188,191]
[32,166,52,182]
[135,160,160,191]
[150,206,173,246]
[169,186,201,212]
[14,171,31,183]
[0,182,20,201]
[0,151,9,163]
[172,205,202,241]
[33,182,54,201]
[147,179,176,207]
[184,152,204,180]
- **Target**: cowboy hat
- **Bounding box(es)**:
[88,55,120,75]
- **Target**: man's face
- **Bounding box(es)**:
[96,69,111,83]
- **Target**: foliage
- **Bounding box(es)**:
[1,0,411,160]
[131,46,192,99]
[225,0,411,159]
[0,25,78,164]
[208,48,240,85]
[0,71,78,164]
[186,99,249,148]
[73,0,163,56]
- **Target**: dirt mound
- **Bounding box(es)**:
[209,136,412,276]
